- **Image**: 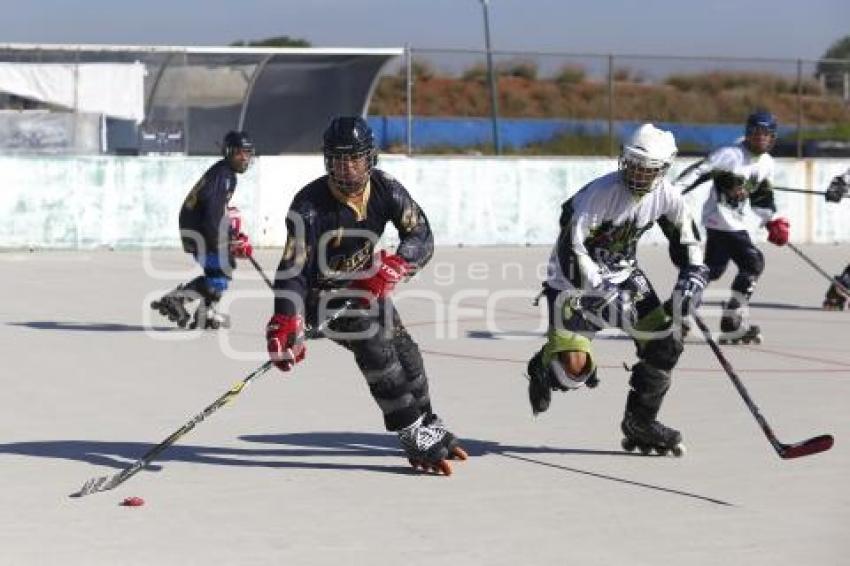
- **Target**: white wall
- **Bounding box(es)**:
[0,154,847,249]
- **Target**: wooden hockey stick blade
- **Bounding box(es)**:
[778,434,834,459]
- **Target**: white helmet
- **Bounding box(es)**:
[619,123,677,197]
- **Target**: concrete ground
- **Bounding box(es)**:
[0,244,847,566]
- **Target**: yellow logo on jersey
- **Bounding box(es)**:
[183,176,206,210]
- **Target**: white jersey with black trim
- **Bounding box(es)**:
[676,143,776,232]
[546,171,704,291]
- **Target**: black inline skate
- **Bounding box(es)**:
[620,411,686,457]
[718,301,762,345]
[190,300,231,329]
[150,286,193,328]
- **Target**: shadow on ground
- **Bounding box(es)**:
[1,432,731,505]
[8,321,175,332]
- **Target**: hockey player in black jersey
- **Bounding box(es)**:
[151,131,255,329]
[265,116,467,475]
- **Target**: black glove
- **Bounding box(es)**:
[825,176,847,203]
[670,264,710,317]
[578,280,635,329]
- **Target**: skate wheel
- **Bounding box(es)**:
[208,320,220,329]
[638,445,652,456]
[752,337,762,345]
[671,444,686,457]
[719,338,729,345]
[655,447,669,456]
[621,438,636,452]
[150,300,161,309]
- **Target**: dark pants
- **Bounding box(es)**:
[705,229,764,303]
[309,295,432,432]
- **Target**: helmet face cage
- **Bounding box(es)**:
[322,116,377,195]
[618,151,671,197]
[324,147,375,195]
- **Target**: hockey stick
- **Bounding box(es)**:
[786,242,850,298]
[246,254,274,290]
[772,185,848,199]
[71,299,356,498]
[690,312,833,459]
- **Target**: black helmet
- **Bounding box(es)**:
[322,116,377,194]
[222,130,254,157]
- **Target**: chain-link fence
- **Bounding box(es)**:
[0,44,847,158]
[368,48,850,157]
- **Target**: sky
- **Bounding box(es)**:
[0,0,846,62]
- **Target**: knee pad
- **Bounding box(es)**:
[739,246,765,276]
[639,332,683,371]
[394,328,425,378]
[629,361,671,397]
[626,361,672,421]
[351,336,395,375]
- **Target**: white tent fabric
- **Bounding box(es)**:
[0,62,145,122]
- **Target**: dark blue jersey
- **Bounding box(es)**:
[178,159,238,254]
[273,169,433,316]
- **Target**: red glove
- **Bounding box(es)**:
[227,206,243,235]
[266,314,306,372]
[230,232,253,258]
[766,217,790,246]
[351,251,410,298]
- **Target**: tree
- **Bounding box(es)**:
[815,35,850,95]
[230,35,311,48]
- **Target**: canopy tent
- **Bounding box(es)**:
[0,44,402,155]
[0,62,146,122]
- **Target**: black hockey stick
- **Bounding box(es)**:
[71,299,356,498]
[246,254,275,290]
[772,185,848,199]
[786,242,850,297]
[690,312,833,459]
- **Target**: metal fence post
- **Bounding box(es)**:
[796,58,803,159]
[481,0,501,155]
[405,44,413,156]
[608,54,615,157]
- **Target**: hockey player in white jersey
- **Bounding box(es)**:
[822,168,850,310]
[673,110,789,344]
[526,124,708,456]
